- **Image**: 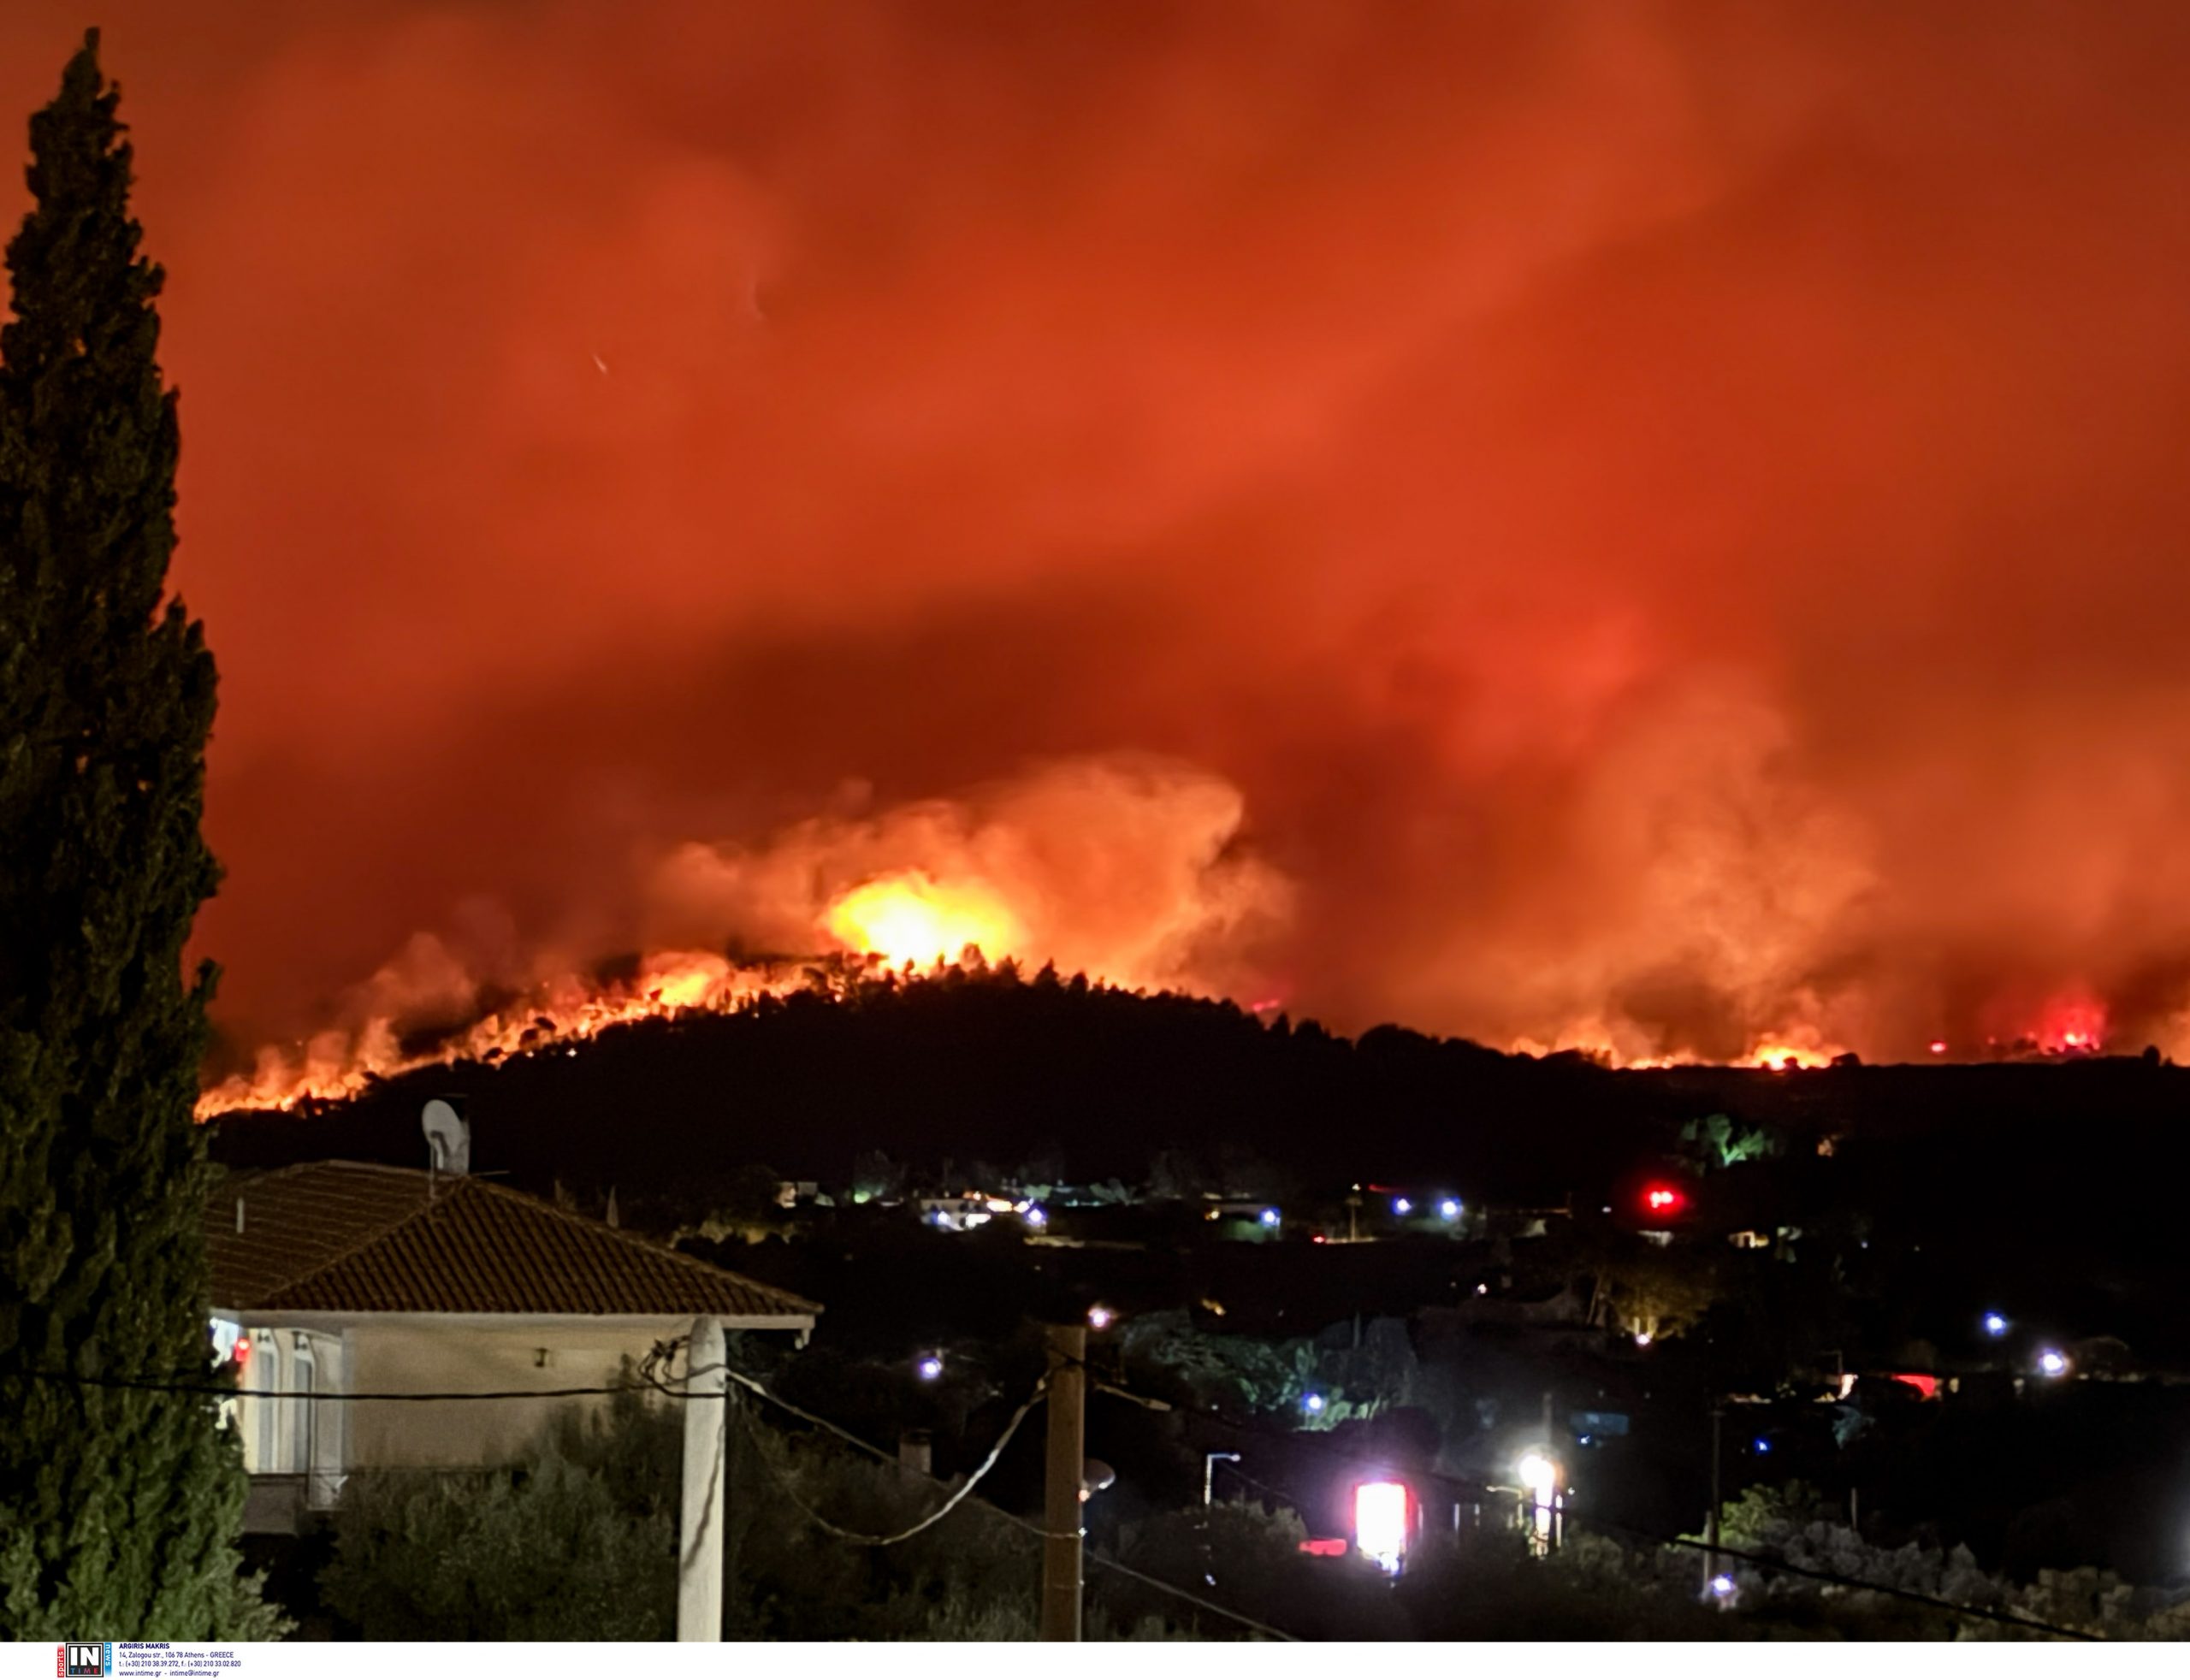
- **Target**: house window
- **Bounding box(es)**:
[253,1332,280,1472]
[291,1340,316,1481]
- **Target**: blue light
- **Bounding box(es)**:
[1982,1312,2008,1338]
[1023,1205,1048,1227]
[1709,1574,1736,1599]
[1392,1197,1412,1216]
[1438,1198,1461,1221]
[916,1356,943,1381]
[1303,1392,1326,1414]
[1754,1438,1770,1454]
[1259,1208,1281,1227]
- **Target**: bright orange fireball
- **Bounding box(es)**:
[824,872,1024,968]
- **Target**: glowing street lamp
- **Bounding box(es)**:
[1258,1208,1281,1228]
[1517,1451,1558,1505]
[1086,1304,1116,1331]
[1353,1481,1412,1574]
[2037,1349,2069,1378]
[1516,1450,1562,1553]
[915,1354,944,1381]
[1392,1197,1412,1216]
[1302,1391,1326,1416]
[1438,1198,1461,1222]
[1982,1311,2009,1338]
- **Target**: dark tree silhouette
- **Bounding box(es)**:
[0,33,273,1636]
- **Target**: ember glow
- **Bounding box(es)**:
[13,5,2190,1082]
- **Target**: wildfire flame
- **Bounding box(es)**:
[189,750,2149,1120]
[824,871,1022,969]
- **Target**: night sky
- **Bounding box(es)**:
[12,3,2190,1068]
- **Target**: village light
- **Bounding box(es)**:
[1353,1481,1410,1574]
[1982,1311,2009,1337]
[1086,1304,1116,1331]
[1439,1198,1461,1221]
[2038,1349,2069,1377]
[1392,1197,1412,1216]
[1022,1204,1048,1228]
[1259,1208,1281,1227]
[1303,1392,1326,1415]
[1709,1574,1737,1600]
[1517,1451,1558,1506]
[916,1355,944,1381]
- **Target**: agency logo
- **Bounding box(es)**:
[57,1645,110,1678]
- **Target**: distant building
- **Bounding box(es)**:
[207,1158,818,1534]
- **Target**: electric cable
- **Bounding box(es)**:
[732,1378,1047,1547]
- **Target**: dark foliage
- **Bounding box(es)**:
[0,33,272,1637]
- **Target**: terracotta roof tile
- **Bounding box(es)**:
[207,1161,818,1322]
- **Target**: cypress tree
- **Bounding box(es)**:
[0,33,275,1637]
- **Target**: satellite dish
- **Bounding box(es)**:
[421,1097,471,1175]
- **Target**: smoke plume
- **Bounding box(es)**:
[9,3,2190,1073]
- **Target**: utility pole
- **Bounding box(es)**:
[678,1315,727,1642]
[1702,1400,1724,1597]
[1041,1322,1087,1642]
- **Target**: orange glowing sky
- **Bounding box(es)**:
[9,3,2190,1068]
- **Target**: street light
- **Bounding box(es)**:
[1516,1450,1561,1554]
[2038,1349,2069,1377]
[1203,1451,1240,1506]
[1982,1311,2009,1338]
[1354,1481,1412,1574]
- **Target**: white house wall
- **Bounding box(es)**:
[342,1319,686,1470]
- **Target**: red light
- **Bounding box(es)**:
[1299,1537,1350,1558]
[1642,1185,1684,1216]
[233,1334,252,1368]
[1928,1040,1947,1056]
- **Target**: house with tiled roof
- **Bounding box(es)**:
[206,1146,818,1533]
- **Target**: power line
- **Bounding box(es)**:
[9,1369,652,1402]
[34,1351,2086,1638]
[659,1349,1301,1638]
[1574,1515,2101,1642]
[733,1380,1048,1547]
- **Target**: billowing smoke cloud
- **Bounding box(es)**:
[10,2,2190,1069]
[644,755,1287,995]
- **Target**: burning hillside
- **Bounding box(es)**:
[200,755,1293,1112]
[199,751,2132,1117]
[15,4,2181,1089]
